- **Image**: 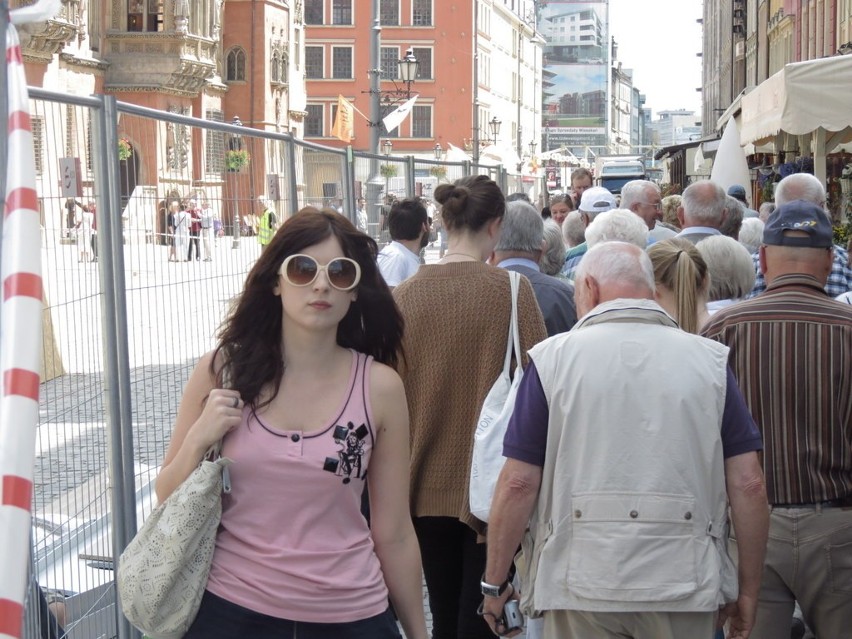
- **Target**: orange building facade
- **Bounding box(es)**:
[304,0,542,161]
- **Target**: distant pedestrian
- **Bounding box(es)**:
[167,200,179,262]
[376,198,430,288]
[257,197,278,249]
[75,203,94,263]
[173,202,190,261]
[492,200,577,336]
[187,199,202,261]
[675,181,727,244]
[200,200,215,261]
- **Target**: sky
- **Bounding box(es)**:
[609,0,704,117]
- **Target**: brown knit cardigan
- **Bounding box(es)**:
[393,262,547,535]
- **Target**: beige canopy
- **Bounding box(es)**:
[740,55,852,184]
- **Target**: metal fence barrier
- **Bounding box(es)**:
[20,87,544,639]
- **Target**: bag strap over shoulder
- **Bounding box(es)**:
[500,271,521,376]
[204,363,233,493]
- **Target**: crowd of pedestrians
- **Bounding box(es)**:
[152,170,850,639]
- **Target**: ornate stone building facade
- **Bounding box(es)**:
[15,0,306,229]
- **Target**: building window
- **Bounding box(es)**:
[380,46,399,79]
[271,47,289,84]
[127,0,164,32]
[332,46,352,79]
[32,116,44,176]
[332,0,352,25]
[226,47,247,81]
[205,110,225,174]
[271,50,280,82]
[412,104,432,138]
[412,0,432,27]
[305,46,324,78]
[305,104,323,136]
[412,47,432,79]
[380,0,399,25]
[305,0,323,25]
[294,30,301,70]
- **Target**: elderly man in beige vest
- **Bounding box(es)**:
[481,242,769,639]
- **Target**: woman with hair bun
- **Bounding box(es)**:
[393,175,546,639]
[647,237,710,333]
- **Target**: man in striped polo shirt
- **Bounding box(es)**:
[702,200,852,639]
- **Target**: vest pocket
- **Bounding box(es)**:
[567,492,699,602]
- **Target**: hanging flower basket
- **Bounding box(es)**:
[118,138,132,161]
[380,164,398,178]
[225,149,250,172]
[429,165,447,179]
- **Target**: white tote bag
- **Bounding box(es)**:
[469,270,523,523]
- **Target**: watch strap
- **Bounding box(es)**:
[480,575,510,597]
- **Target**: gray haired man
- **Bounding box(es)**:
[491,201,576,336]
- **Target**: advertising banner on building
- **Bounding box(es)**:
[539,1,609,155]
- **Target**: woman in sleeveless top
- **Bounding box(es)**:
[156,210,428,639]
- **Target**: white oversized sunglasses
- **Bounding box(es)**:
[278,254,361,291]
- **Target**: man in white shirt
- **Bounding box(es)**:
[377,198,430,288]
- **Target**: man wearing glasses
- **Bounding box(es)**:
[620,180,676,243]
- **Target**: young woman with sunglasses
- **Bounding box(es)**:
[393,175,547,639]
[155,209,427,639]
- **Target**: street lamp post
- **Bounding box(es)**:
[383,139,393,198]
[489,117,502,146]
[228,115,243,249]
[433,143,442,161]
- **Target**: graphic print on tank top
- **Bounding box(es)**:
[322,421,369,483]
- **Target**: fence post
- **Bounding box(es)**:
[287,137,300,212]
[462,160,471,178]
[405,155,416,197]
[92,94,141,639]
[0,0,8,262]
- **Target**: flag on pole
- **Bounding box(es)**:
[382,95,418,134]
[331,95,354,143]
[1,2,57,635]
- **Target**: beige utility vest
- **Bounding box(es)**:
[517,299,737,615]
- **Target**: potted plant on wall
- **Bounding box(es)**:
[225,149,250,172]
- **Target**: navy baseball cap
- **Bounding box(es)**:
[762,200,833,248]
[727,184,748,201]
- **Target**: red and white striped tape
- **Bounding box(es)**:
[0,19,44,639]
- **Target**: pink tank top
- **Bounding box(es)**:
[206,350,389,622]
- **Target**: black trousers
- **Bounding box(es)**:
[184,591,401,639]
[413,516,493,639]
[187,235,200,260]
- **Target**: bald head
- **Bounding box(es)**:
[679,180,727,229]
[574,241,656,317]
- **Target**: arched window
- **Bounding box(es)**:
[226,47,247,82]
[271,50,280,82]
[279,50,289,84]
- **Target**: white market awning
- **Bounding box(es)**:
[740,55,852,147]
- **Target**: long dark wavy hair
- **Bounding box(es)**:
[211,209,404,408]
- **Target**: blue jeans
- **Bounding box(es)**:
[184,590,402,639]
